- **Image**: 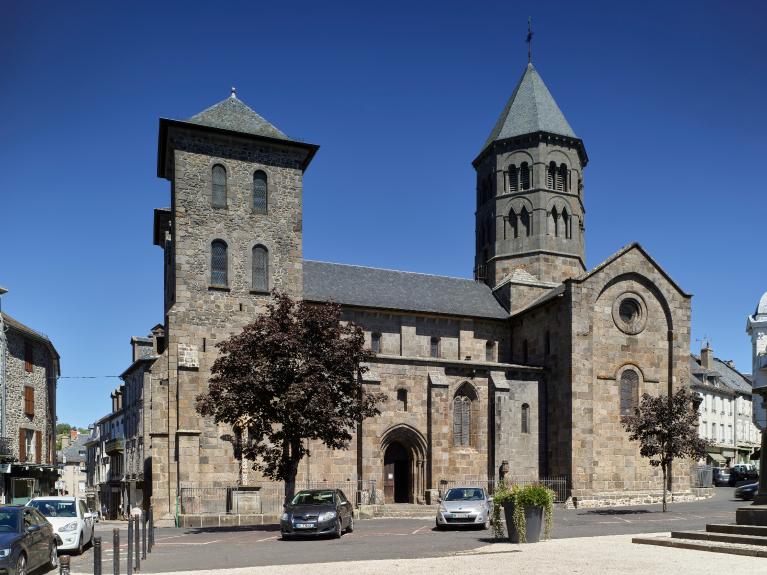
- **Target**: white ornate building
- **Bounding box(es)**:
[747,292,767,432]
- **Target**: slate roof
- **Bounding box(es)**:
[303,260,509,320]
[61,435,89,465]
[755,291,767,317]
[689,354,753,396]
[483,63,576,151]
[188,92,290,141]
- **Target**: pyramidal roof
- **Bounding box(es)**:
[187,90,290,141]
[483,63,576,150]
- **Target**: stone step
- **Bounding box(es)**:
[706,523,767,537]
[670,530,767,547]
[632,536,767,558]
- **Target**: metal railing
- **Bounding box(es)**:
[691,464,713,488]
[438,476,570,503]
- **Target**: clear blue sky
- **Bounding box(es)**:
[2,1,765,428]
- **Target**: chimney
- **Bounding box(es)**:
[70,428,78,441]
[701,345,714,370]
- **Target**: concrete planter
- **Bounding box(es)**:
[503,502,543,543]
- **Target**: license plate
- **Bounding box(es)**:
[295,523,315,529]
[452,513,469,518]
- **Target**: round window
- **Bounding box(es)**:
[612,293,647,335]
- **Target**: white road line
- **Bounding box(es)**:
[256,536,279,542]
[411,525,428,535]
[157,539,225,546]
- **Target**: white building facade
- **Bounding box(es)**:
[747,291,767,432]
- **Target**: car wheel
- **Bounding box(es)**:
[76,531,84,555]
[346,515,354,533]
[281,531,292,541]
[15,553,26,575]
[47,541,59,569]
[435,520,444,531]
[482,517,491,530]
[333,519,342,538]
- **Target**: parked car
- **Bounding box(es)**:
[712,468,730,486]
[27,496,95,554]
[435,487,491,530]
[728,464,758,487]
[735,482,759,500]
[0,505,60,575]
[280,489,354,539]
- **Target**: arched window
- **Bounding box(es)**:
[520,162,530,190]
[211,240,228,286]
[430,337,440,358]
[558,164,568,192]
[620,369,640,416]
[550,206,560,237]
[509,208,519,238]
[396,389,408,412]
[521,403,530,434]
[251,245,269,292]
[371,332,381,354]
[520,206,530,237]
[562,207,571,239]
[508,164,518,192]
[547,161,556,189]
[453,384,477,447]
[253,171,268,214]
[485,341,495,362]
[212,165,227,208]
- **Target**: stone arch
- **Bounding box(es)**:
[380,424,427,504]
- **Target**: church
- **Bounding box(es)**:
[145,60,694,524]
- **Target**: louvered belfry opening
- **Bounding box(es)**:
[520,162,530,190]
[508,164,518,192]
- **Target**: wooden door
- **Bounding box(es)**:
[383,463,395,503]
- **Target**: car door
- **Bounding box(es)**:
[22,509,45,569]
[31,508,53,562]
[78,499,93,542]
[336,490,352,528]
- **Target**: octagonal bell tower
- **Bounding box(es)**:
[473,63,588,294]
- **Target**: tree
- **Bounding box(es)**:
[196,292,386,503]
[56,423,72,436]
[621,387,709,511]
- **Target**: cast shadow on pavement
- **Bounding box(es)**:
[185,524,281,534]
[578,509,651,516]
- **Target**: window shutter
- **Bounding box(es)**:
[453,398,462,446]
[35,431,41,464]
[461,399,471,446]
[24,387,34,417]
[24,342,33,372]
[19,428,26,462]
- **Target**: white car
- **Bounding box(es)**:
[26,497,95,554]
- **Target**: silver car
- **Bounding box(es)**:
[435,487,491,530]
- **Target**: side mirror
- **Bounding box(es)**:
[26,524,40,533]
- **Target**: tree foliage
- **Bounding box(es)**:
[196,292,386,501]
[621,387,709,511]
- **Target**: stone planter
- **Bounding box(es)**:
[503,502,543,543]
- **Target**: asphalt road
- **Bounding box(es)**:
[59,487,750,574]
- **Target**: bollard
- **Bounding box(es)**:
[127,517,133,575]
[93,536,102,575]
[113,528,120,575]
[141,514,147,560]
[59,554,71,575]
[148,508,154,550]
[134,516,140,571]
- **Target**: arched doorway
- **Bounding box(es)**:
[384,441,410,503]
[380,424,428,504]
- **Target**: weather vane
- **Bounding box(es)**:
[527,17,533,64]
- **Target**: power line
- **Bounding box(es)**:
[58,375,121,379]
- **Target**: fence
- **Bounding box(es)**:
[691,464,713,488]
[438,476,570,503]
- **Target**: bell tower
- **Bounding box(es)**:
[473,63,588,294]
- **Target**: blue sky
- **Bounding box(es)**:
[1,1,765,428]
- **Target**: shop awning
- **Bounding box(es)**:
[708,453,726,464]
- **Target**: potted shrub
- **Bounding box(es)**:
[491,483,554,543]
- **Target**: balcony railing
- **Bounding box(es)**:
[105,438,124,454]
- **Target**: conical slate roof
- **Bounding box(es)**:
[188,91,290,141]
[483,63,576,150]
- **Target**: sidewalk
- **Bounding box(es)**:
[157,532,766,574]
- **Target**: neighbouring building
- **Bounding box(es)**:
[747,291,767,433]
[92,389,125,519]
[58,433,88,497]
[0,309,59,503]
[142,60,696,525]
[690,346,761,467]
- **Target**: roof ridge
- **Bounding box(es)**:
[304,259,479,283]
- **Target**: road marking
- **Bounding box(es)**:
[412,525,428,535]
[256,536,278,542]
[157,539,224,546]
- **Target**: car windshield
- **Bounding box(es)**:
[0,510,19,532]
[290,491,335,506]
[28,500,77,518]
[444,488,485,501]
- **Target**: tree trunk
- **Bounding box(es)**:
[283,439,303,505]
[661,463,667,512]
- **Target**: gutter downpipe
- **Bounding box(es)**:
[0,287,8,439]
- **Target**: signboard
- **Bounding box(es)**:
[0,464,10,474]
[55,480,66,491]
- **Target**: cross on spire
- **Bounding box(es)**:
[527,17,533,64]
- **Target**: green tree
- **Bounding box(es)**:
[56,423,72,436]
[196,292,385,502]
[621,387,709,512]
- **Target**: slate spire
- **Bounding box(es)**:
[482,63,576,151]
[187,90,290,141]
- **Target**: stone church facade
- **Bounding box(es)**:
[145,63,693,524]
